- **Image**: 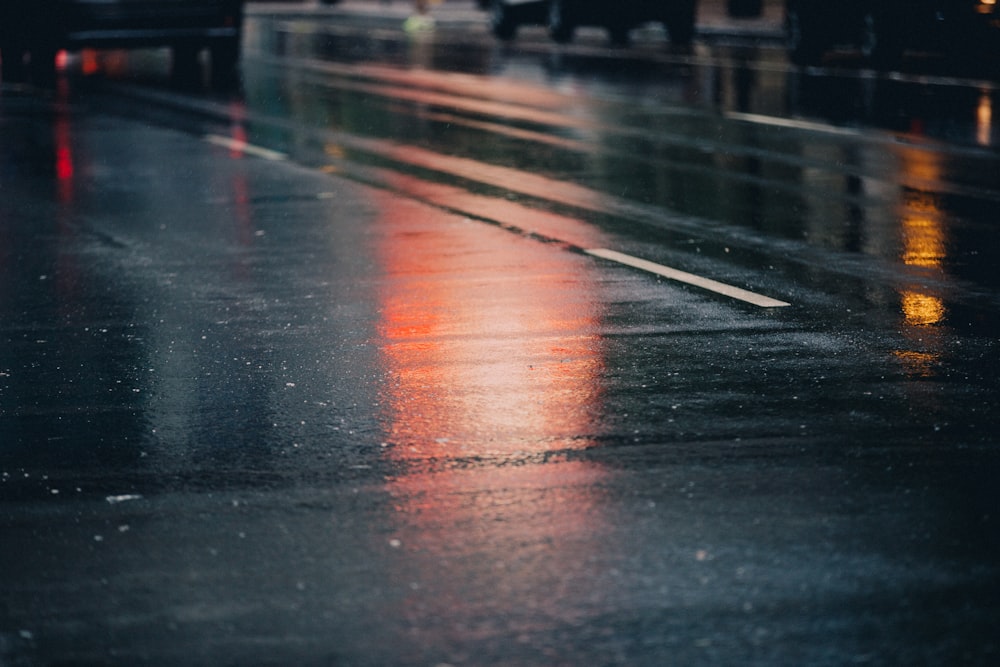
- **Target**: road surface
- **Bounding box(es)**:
[1,4,998,665]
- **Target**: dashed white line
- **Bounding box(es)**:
[585,248,791,308]
[200,134,789,308]
[204,134,287,161]
[724,111,865,138]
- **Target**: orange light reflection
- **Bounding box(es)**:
[976,90,992,147]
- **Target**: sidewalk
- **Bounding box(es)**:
[249,0,786,41]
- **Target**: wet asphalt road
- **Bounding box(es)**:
[2,3,1000,665]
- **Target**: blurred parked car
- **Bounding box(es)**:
[727,0,762,18]
[490,0,549,40]
[785,0,1000,66]
[0,0,245,83]
[490,0,697,46]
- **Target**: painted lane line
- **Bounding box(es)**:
[724,112,865,138]
[200,131,787,309]
[204,134,287,161]
[585,248,791,308]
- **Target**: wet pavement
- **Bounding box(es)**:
[2,3,1000,665]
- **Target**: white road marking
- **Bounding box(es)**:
[585,248,791,308]
[724,111,864,138]
[200,133,789,309]
[204,134,287,161]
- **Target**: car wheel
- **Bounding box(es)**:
[727,0,762,19]
[210,37,240,88]
[1,45,28,83]
[860,11,903,69]
[662,4,695,47]
[29,45,57,87]
[785,6,825,66]
[607,22,631,47]
[490,0,517,41]
[548,0,575,44]
[171,45,202,85]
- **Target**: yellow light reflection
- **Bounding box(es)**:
[324,143,346,159]
[897,149,947,328]
[898,191,946,327]
[893,152,949,383]
[900,191,945,270]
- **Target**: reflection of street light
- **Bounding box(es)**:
[899,195,946,326]
[900,292,945,327]
[370,189,617,639]
[976,90,992,147]
[898,152,946,327]
[894,156,948,383]
[374,187,606,457]
[901,192,945,270]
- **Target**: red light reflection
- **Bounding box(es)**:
[197,100,258,254]
[374,192,606,462]
[54,100,74,186]
[52,77,82,308]
[370,183,614,641]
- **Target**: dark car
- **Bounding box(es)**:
[785,0,1000,66]
[0,0,245,84]
[491,0,697,47]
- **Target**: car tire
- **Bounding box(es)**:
[490,0,518,41]
[29,45,57,87]
[607,24,631,47]
[785,6,825,66]
[210,37,240,87]
[662,4,695,47]
[860,11,903,69]
[171,44,202,84]
[1,45,28,83]
[548,0,575,44]
[727,0,762,19]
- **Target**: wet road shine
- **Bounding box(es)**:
[2,4,999,665]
